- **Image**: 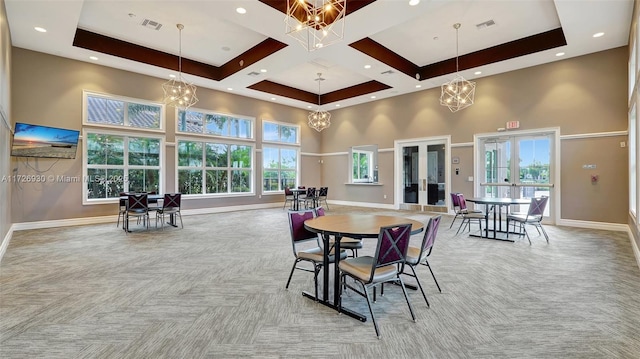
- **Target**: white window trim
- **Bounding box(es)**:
[352,150,374,182]
[262,145,300,194]
[82,128,165,205]
[82,90,166,133]
[262,118,301,146]
[174,136,255,197]
[175,107,255,140]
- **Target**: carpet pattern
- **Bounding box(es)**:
[1,206,639,358]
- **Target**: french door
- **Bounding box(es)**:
[475,129,557,222]
[396,137,450,211]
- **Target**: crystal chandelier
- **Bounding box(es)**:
[440,23,475,112]
[285,0,346,51]
[308,73,331,132]
[162,24,198,109]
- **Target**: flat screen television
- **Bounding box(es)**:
[11,123,80,159]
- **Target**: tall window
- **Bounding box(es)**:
[83,92,164,204]
[177,140,253,195]
[631,105,637,217]
[262,120,300,192]
[84,131,162,200]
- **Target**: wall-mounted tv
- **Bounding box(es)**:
[11,123,80,159]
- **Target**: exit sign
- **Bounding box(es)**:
[506,121,520,129]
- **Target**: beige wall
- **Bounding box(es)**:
[0,0,11,241]
[320,47,629,223]
[8,44,630,225]
[10,48,321,223]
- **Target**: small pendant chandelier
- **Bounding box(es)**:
[308,73,331,132]
[440,23,475,112]
[162,24,198,110]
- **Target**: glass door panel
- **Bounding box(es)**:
[478,131,555,221]
[401,140,447,210]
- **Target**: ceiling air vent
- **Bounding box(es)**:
[476,20,496,30]
[247,71,260,76]
[140,19,163,31]
[380,70,395,75]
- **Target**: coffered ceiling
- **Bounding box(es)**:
[5,0,633,110]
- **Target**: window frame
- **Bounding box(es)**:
[82,128,165,205]
[351,149,374,182]
[261,119,301,194]
[262,145,300,193]
[175,107,255,140]
[82,90,165,132]
[261,119,300,145]
[175,136,256,198]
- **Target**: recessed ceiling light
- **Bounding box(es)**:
[34,27,47,33]
[474,71,482,75]
[260,69,267,73]
[555,52,565,57]
[335,104,341,107]
[227,88,233,91]
[364,64,371,69]
[415,85,422,88]
[370,96,376,99]
[236,7,247,14]
[271,97,276,101]
[221,46,231,52]
[409,0,420,6]
[169,74,176,78]
[307,105,312,109]
[593,32,604,38]
[89,56,98,61]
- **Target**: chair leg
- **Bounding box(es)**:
[524,226,532,245]
[455,218,466,235]
[361,283,381,338]
[397,276,417,324]
[424,261,442,293]
[539,224,549,243]
[408,264,429,307]
[285,259,300,289]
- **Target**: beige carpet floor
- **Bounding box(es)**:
[1,205,639,358]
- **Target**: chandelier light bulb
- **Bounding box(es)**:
[285,0,346,51]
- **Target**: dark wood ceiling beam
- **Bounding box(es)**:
[73,28,220,79]
[248,80,319,103]
[322,80,391,103]
[349,37,419,78]
[219,38,288,80]
[418,27,567,80]
[248,79,391,105]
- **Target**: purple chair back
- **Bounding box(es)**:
[127,193,148,212]
[319,187,328,197]
[306,187,316,197]
[458,193,474,211]
[450,192,461,210]
[314,207,325,217]
[374,224,412,269]
[162,193,181,210]
[285,187,293,196]
[420,215,442,259]
[288,210,317,243]
[528,196,548,218]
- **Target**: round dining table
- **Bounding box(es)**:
[304,214,424,321]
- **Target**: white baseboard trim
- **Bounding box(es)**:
[11,202,283,231]
[327,200,395,210]
[629,228,640,270]
[0,226,14,263]
[556,218,629,232]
